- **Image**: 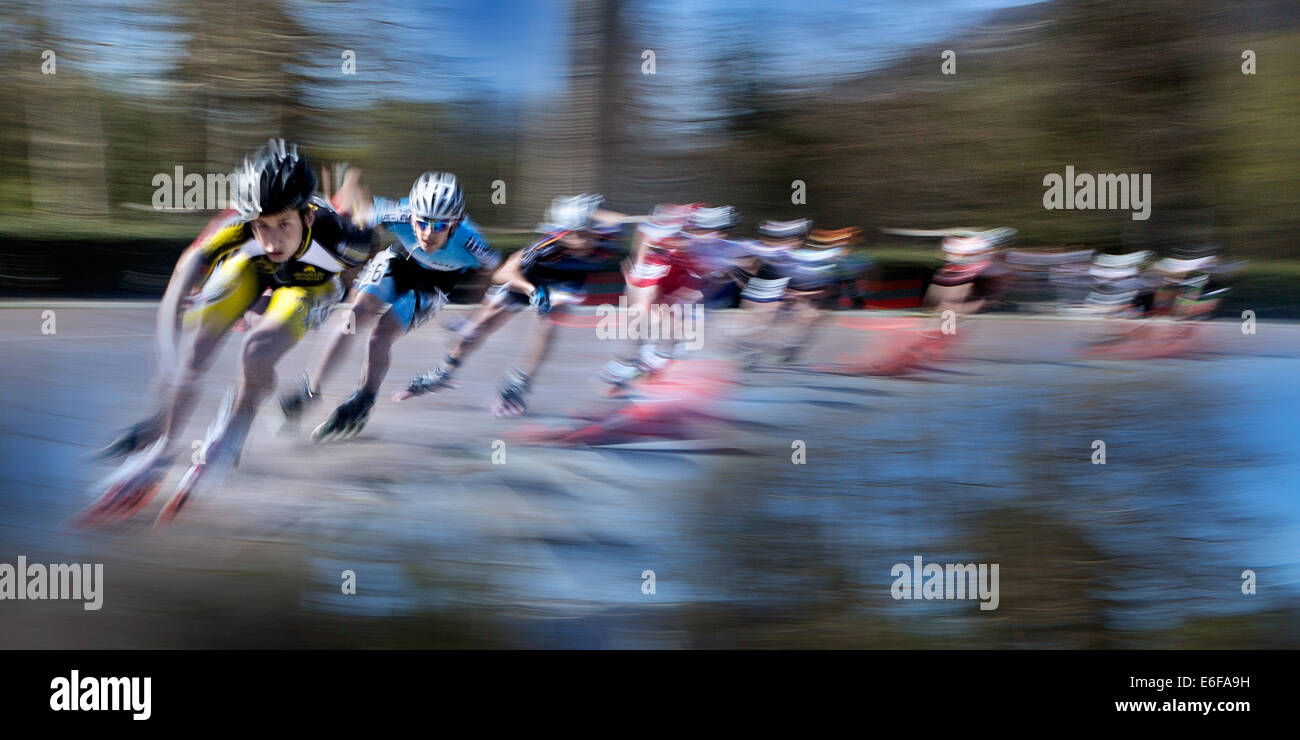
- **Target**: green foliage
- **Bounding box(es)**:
[0,0,1295,263]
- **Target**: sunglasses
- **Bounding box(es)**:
[414,218,455,233]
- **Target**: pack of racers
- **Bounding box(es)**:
[82,140,1242,526]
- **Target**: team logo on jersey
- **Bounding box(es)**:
[289,265,327,283]
[267,261,327,284]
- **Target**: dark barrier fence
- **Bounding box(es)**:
[0,238,502,304]
[0,238,931,309]
[0,238,1286,318]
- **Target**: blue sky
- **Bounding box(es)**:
[35,0,1045,102]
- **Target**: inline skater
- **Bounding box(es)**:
[84,140,376,527]
[598,203,749,393]
[736,224,867,367]
[733,218,806,367]
[904,228,1014,358]
[923,229,1015,314]
[1150,252,1237,319]
[822,227,1014,376]
[1081,249,1241,358]
[396,193,627,417]
[282,172,501,441]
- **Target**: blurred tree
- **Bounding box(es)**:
[1039,0,1219,250]
[516,0,616,224]
[168,0,320,171]
[1,1,112,217]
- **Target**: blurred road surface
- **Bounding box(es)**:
[1,303,1297,648]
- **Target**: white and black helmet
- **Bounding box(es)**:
[409,172,466,221]
[688,205,740,231]
[232,139,318,221]
[541,193,604,232]
[759,218,811,239]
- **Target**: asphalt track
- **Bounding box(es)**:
[1,303,1298,648]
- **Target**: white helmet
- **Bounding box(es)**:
[688,205,740,231]
[941,234,993,256]
[1155,255,1217,274]
[649,203,699,228]
[231,139,317,221]
[1089,250,1151,280]
[409,172,466,221]
[542,193,604,232]
[759,218,812,240]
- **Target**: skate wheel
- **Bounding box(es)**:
[155,467,202,529]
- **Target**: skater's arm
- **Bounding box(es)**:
[491,250,536,296]
[153,243,216,381]
[332,167,372,228]
[628,228,649,268]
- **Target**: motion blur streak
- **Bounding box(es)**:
[0,0,1297,648]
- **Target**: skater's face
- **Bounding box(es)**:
[252,208,314,262]
[411,214,455,252]
[685,227,722,241]
[559,230,594,252]
[761,236,799,250]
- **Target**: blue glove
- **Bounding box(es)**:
[530,285,552,315]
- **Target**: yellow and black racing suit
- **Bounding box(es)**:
[185,199,375,341]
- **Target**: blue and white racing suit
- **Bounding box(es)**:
[354,196,501,331]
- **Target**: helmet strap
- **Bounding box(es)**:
[292,210,313,259]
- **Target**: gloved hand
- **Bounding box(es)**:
[311,390,376,442]
[529,285,552,316]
